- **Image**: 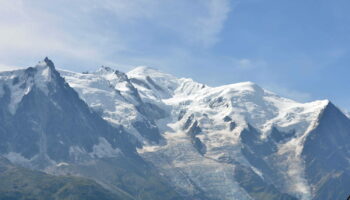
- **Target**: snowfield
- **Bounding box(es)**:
[61,66,331,200]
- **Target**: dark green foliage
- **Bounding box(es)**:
[0,158,130,200]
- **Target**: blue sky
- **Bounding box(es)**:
[0,0,349,110]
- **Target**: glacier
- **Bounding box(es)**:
[0,58,349,199]
[62,64,346,199]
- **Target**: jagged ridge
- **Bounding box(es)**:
[0,59,349,200]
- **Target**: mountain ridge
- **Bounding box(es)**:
[0,58,184,200]
[0,58,348,200]
[62,62,343,199]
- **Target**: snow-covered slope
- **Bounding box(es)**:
[0,59,184,200]
[61,68,142,139]
[1,59,349,199]
[60,65,350,200]
[127,68,328,200]
[0,58,137,165]
[0,59,58,114]
[61,67,167,144]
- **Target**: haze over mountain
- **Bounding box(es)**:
[0,58,349,200]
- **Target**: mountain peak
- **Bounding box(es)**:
[33,58,60,82]
[0,59,66,114]
[229,81,262,91]
[213,81,265,97]
[127,66,176,80]
[43,57,55,69]
[129,66,158,74]
[95,66,115,75]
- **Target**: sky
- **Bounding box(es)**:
[0,0,350,110]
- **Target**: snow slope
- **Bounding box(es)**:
[0,59,58,114]
[61,66,336,200]
[128,68,328,200]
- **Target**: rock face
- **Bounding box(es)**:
[0,59,349,200]
[0,59,182,200]
[302,103,350,200]
[0,58,135,165]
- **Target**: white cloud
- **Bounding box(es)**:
[182,0,231,47]
[0,0,111,67]
[0,0,232,70]
[230,58,267,70]
[83,0,231,47]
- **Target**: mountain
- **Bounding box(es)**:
[0,58,136,165]
[62,65,350,200]
[0,58,349,200]
[0,58,182,200]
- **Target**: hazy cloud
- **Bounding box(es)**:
[264,85,313,102]
[0,0,231,70]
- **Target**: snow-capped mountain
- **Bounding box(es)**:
[0,59,183,200]
[0,58,136,165]
[61,64,350,200]
[0,58,349,200]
